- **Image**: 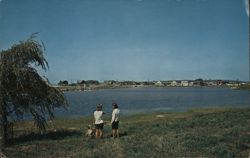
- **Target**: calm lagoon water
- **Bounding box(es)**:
[55,87,250,117]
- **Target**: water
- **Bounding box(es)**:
[55,87,250,117]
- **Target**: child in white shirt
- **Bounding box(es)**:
[94,104,105,138]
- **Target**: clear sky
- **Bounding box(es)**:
[0,0,249,83]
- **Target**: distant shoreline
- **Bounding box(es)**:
[55,85,233,92]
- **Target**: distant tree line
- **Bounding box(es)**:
[57,78,244,87]
[58,80,100,86]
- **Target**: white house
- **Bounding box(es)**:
[181,81,189,86]
[188,82,194,86]
[155,81,163,86]
[171,81,177,86]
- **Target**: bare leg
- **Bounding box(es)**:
[96,129,101,139]
[112,129,116,138]
[116,129,119,138]
[100,129,103,138]
[95,129,98,138]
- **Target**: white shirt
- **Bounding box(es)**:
[94,111,104,124]
[111,108,120,123]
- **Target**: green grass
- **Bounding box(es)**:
[3,108,250,157]
[239,84,250,90]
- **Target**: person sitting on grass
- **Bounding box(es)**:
[85,124,95,138]
[111,103,120,138]
[94,104,105,139]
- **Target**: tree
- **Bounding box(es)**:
[194,78,204,86]
[77,80,85,85]
[0,35,68,148]
[58,80,69,86]
[85,80,100,85]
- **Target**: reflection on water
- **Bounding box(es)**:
[55,87,250,117]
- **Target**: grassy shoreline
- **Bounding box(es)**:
[3,107,250,157]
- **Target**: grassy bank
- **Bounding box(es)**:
[3,108,250,157]
[238,84,250,90]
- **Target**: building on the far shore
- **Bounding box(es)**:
[170,81,176,86]
[181,81,189,87]
[155,81,163,86]
[188,81,194,86]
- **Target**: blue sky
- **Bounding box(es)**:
[0,0,249,83]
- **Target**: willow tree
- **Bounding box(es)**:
[0,35,68,148]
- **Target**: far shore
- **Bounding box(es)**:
[55,84,234,92]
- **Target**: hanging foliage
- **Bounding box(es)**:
[0,34,68,146]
